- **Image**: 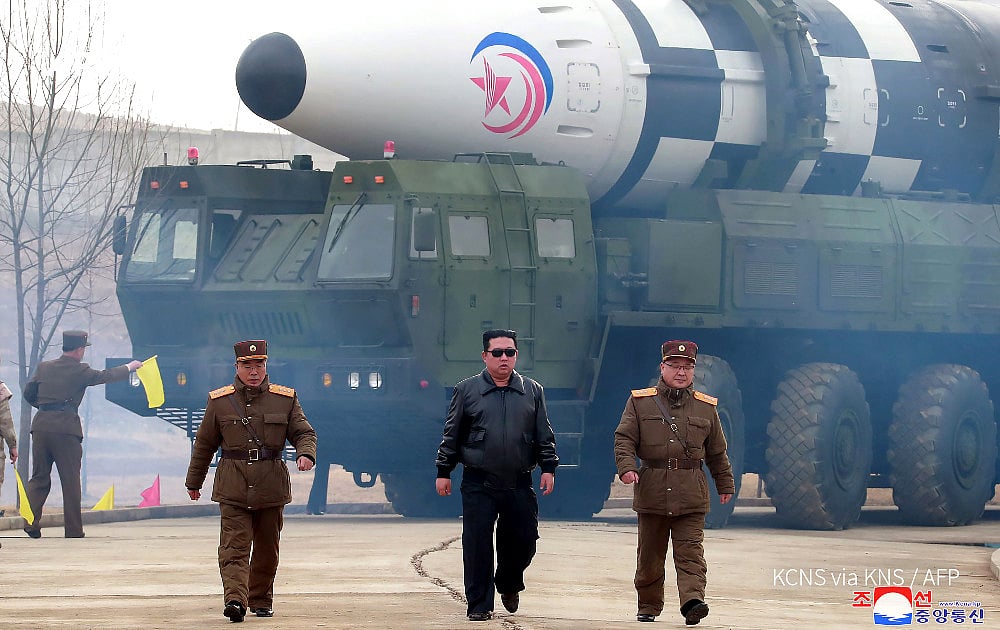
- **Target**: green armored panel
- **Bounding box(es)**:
[716,191,817,313]
[595,237,632,307]
[813,197,896,314]
[717,191,900,320]
[892,199,1000,322]
[645,220,722,309]
[441,209,510,362]
[533,212,597,362]
[211,215,322,285]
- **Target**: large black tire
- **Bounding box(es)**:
[765,363,872,530]
[888,364,997,526]
[695,355,745,529]
[383,473,462,518]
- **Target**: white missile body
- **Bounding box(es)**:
[236,0,1000,212]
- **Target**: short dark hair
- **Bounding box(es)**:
[482,329,517,352]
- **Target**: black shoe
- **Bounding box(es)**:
[637,613,656,622]
[251,607,274,617]
[681,600,709,626]
[224,601,246,623]
[65,532,85,538]
[23,527,41,539]
[500,592,519,613]
[467,611,491,621]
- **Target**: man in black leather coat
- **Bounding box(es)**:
[435,329,559,621]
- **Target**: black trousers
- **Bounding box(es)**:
[460,471,539,615]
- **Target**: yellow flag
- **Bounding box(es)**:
[136,355,165,408]
[15,468,35,525]
[92,485,115,511]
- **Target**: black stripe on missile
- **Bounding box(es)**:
[700,3,758,53]
[599,0,723,211]
[869,2,996,195]
[800,153,870,195]
[709,142,762,187]
[796,0,869,59]
[870,60,924,161]
[646,55,724,141]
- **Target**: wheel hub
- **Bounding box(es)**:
[833,412,861,490]
[952,412,981,489]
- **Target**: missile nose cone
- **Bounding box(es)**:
[235,32,306,122]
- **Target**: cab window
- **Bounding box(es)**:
[536,217,575,258]
[318,203,395,280]
[124,206,198,282]
[448,214,490,257]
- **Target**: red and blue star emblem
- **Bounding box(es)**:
[470,33,553,138]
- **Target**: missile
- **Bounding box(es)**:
[236,0,1000,213]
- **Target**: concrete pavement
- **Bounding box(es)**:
[1,505,998,629]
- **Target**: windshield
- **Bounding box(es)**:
[124,206,199,282]
[317,203,395,280]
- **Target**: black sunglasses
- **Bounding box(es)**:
[488,348,517,357]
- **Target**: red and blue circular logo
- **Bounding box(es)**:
[470,33,553,138]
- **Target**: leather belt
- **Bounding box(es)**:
[220,448,283,461]
[38,402,76,412]
[643,458,702,470]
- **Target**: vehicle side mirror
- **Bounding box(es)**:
[413,209,436,252]
[112,215,127,255]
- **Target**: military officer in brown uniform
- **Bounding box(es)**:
[22,331,143,538]
[614,340,735,626]
[185,340,317,623]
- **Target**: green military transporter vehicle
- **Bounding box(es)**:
[108,151,999,528]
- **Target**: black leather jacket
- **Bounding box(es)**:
[436,369,558,485]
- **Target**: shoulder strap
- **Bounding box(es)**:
[268,384,295,397]
[649,394,695,458]
[693,390,718,406]
[210,384,235,399]
[225,392,263,447]
[631,387,658,397]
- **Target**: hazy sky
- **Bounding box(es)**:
[99,1,293,133]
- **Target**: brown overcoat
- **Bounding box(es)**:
[25,356,130,437]
[185,376,317,509]
[614,381,735,516]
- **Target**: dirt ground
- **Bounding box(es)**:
[5,469,999,517]
[2,508,998,629]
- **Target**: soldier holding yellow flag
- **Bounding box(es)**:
[21,331,142,539]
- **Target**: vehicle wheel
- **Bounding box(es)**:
[695,355,745,529]
[382,473,462,518]
[765,363,872,530]
[888,364,997,526]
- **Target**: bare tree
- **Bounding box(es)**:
[0,0,160,481]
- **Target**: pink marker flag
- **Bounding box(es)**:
[139,475,161,507]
